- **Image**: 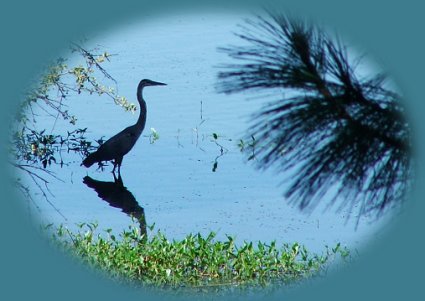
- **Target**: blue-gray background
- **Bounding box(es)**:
[1,1,424,300]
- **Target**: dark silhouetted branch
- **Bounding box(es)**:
[217,13,412,224]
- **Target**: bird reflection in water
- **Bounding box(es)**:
[83,174,147,237]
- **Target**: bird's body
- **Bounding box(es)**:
[82,79,166,174]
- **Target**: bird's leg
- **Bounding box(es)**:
[112,161,117,175]
[116,173,124,187]
[116,157,123,176]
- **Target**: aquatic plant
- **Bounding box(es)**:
[48,222,350,294]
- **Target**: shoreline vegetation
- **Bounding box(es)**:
[46,222,350,295]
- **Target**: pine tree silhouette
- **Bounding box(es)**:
[217,13,412,224]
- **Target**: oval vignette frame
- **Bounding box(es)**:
[1,1,424,301]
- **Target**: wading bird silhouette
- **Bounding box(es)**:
[82,79,166,174]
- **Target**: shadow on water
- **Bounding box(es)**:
[83,174,147,237]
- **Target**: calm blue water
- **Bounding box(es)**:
[20,12,393,254]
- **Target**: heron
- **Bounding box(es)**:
[82,79,166,174]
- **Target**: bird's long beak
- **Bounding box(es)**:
[152,81,167,86]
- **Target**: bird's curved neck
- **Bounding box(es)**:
[135,87,147,133]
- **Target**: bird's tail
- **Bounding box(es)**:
[82,152,98,168]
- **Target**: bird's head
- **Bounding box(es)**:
[136,79,166,101]
[138,79,167,88]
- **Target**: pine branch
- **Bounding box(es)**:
[217,12,412,222]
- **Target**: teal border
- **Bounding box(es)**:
[1,1,424,300]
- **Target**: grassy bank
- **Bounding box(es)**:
[47,222,349,294]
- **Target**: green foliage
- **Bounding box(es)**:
[12,127,95,168]
[237,136,257,161]
[209,132,229,172]
[48,223,349,293]
[149,127,160,144]
[18,44,136,128]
